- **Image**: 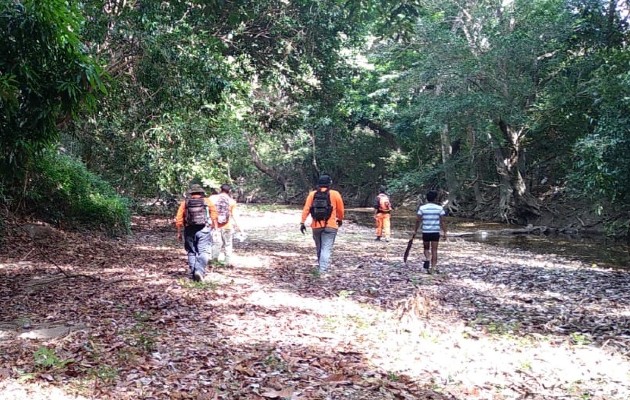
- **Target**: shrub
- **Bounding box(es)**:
[26,149,131,236]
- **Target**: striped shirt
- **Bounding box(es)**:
[417,203,445,233]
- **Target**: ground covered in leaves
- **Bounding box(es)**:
[1,205,629,400]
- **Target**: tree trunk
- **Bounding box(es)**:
[467,126,485,211]
[492,119,540,223]
[310,129,320,174]
[440,124,460,213]
[243,132,288,200]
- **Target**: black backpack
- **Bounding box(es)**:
[310,189,332,222]
[185,197,208,226]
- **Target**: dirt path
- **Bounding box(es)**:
[1,205,629,399]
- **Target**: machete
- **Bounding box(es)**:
[403,233,415,263]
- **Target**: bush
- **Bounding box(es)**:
[26,149,131,236]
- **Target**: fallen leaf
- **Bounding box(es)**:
[260,387,294,398]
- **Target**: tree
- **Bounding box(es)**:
[64,0,413,200]
[0,0,104,189]
[367,0,579,222]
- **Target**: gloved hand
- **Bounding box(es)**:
[337,220,343,227]
[300,223,306,235]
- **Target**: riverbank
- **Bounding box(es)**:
[345,207,630,269]
[1,205,629,399]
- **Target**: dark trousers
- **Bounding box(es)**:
[184,225,212,276]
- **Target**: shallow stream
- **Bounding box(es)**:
[346,208,630,270]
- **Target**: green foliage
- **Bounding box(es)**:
[63,0,409,200]
[0,0,104,185]
[569,332,592,346]
[90,365,119,384]
[123,321,159,353]
[566,47,630,230]
[178,278,218,291]
[7,0,626,237]
[33,346,72,370]
[27,149,131,236]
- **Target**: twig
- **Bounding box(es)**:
[19,248,34,261]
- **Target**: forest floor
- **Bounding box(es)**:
[1,205,630,400]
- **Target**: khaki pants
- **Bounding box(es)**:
[211,228,234,265]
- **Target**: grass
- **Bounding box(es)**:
[570,332,592,345]
[337,290,354,299]
[91,365,119,384]
[178,277,219,290]
[33,346,73,370]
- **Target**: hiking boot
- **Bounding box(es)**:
[375,236,381,241]
[193,271,203,282]
[423,260,430,271]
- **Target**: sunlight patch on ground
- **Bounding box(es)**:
[270,251,303,258]
[209,274,630,399]
[0,380,89,400]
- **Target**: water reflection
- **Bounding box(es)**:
[346,208,630,270]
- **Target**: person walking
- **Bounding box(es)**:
[373,186,393,241]
[174,184,213,281]
[411,190,447,274]
[209,183,242,268]
[300,174,345,274]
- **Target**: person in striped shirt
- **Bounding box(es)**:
[412,190,447,274]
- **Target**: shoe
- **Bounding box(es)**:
[423,260,430,271]
[375,236,381,241]
[193,271,203,282]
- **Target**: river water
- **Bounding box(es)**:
[346,208,630,270]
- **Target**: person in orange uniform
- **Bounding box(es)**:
[373,185,394,241]
[209,183,242,268]
[300,175,344,274]
[174,184,213,281]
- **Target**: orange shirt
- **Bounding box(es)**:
[174,195,213,229]
[209,193,238,230]
[301,188,344,229]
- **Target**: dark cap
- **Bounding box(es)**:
[318,175,332,186]
[379,186,387,194]
[187,184,205,195]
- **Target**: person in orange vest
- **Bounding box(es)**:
[174,184,213,281]
[300,175,345,274]
[373,185,393,241]
[209,183,243,268]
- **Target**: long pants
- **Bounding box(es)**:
[312,227,338,273]
[184,225,212,276]
[375,212,391,238]
[211,228,234,265]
